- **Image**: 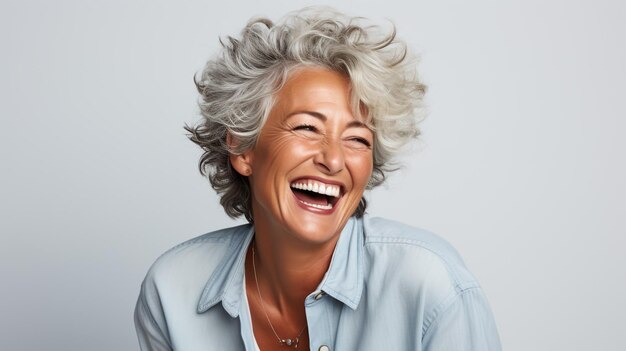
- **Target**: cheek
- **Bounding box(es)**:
[347,152,374,188]
[253,133,318,174]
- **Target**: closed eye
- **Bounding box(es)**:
[293,124,318,132]
[348,137,372,148]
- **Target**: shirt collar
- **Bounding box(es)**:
[317,216,364,310]
[196,216,364,317]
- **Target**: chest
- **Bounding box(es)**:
[167,286,428,351]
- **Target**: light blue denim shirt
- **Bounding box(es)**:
[134,216,501,350]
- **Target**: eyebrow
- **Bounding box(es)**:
[286,110,371,129]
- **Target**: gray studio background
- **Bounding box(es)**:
[1,0,624,350]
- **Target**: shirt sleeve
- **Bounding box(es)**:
[422,287,502,351]
[134,279,173,351]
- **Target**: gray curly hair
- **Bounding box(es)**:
[186,7,426,222]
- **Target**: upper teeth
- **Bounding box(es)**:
[290,180,341,197]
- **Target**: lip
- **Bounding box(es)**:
[291,191,342,215]
[289,176,346,215]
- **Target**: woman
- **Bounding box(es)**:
[134,8,501,351]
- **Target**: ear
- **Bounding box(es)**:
[227,132,254,176]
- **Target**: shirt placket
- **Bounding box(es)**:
[305,289,334,351]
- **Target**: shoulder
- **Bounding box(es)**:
[140,223,251,300]
[361,215,480,301]
[359,217,501,347]
[135,224,252,349]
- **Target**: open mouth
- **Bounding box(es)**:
[290,179,342,211]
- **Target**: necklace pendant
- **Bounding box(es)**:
[280,337,299,347]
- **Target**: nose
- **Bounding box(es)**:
[313,139,345,175]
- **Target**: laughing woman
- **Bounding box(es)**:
[134,8,501,351]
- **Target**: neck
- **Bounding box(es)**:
[249,217,340,312]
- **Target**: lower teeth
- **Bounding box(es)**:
[299,200,332,210]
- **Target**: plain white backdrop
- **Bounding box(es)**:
[1,0,624,350]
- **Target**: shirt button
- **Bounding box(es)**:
[318,345,330,351]
[314,291,326,300]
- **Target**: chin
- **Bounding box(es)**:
[282,206,355,246]
[292,219,341,244]
[250,184,361,246]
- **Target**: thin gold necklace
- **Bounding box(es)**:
[252,244,307,348]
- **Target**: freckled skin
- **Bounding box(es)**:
[230,68,374,350]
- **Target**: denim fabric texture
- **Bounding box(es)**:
[134,216,502,350]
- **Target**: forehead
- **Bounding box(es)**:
[272,68,354,117]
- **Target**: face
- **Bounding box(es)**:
[232,68,374,245]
